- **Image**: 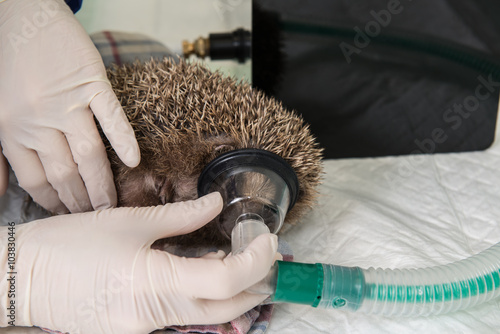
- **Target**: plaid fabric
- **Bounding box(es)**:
[90,31,178,67]
[40,31,292,334]
[162,305,271,334]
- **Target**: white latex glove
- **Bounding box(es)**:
[0,193,279,333]
[0,0,140,213]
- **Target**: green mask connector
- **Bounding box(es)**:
[272,261,365,311]
[273,261,324,307]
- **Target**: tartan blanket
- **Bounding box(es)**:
[90,30,178,67]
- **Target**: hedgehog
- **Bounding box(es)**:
[103,58,323,247]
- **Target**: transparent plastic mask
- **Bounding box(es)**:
[203,165,291,243]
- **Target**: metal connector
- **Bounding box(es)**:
[182,36,210,59]
[182,28,251,63]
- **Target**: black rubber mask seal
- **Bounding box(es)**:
[197,149,299,211]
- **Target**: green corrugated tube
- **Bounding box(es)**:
[266,242,500,316]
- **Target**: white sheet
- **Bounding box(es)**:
[267,111,500,333]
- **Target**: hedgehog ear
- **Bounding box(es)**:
[116,170,173,207]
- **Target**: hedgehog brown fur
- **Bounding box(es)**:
[104,58,323,247]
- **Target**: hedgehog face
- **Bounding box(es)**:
[113,135,236,207]
[104,58,323,247]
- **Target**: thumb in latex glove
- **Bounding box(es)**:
[0,192,279,334]
[0,0,140,214]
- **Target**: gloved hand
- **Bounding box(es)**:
[0,0,140,213]
[0,193,280,333]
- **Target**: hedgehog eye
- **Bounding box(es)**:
[214,144,235,153]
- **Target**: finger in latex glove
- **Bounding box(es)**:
[0,193,279,334]
[0,0,140,214]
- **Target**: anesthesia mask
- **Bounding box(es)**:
[197,149,299,254]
